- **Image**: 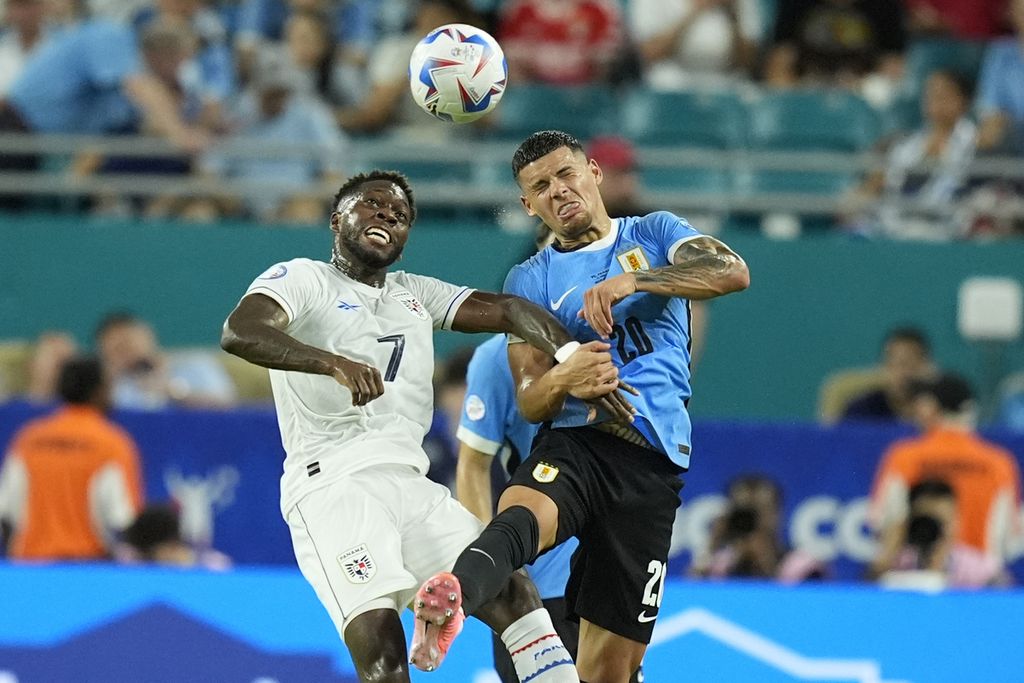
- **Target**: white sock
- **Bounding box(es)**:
[500,608,578,683]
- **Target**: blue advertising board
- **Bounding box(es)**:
[0,403,1022,580]
[0,564,1021,683]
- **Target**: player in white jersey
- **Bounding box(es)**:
[221,170,637,683]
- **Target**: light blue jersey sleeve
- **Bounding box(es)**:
[456,336,515,458]
[634,211,704,265]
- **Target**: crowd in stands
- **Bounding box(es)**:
[0,0,1021,236]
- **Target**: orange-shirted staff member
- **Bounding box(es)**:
[870,373,1022,562]
[0,356,144,560]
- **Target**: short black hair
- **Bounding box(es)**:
[122,505,182,555]
[95,311,140,342]
[883,326,931,356]
[909,479,955,505]
[512,130,585,180]
[727,474,783,506]
[332,170,416,223]
[57,356,105,405]
[907,373,974,413]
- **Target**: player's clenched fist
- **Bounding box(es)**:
[329,356,385,406]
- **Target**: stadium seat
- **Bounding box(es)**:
[620,89,748,148]
[494,84,619,142]
[641,167,732,195]
[747,90,882,152]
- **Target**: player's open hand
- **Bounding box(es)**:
[578,273,637,339]
[329,356,384,406]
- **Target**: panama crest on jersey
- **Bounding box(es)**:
[339,544,376,583]
[389,290,430,321]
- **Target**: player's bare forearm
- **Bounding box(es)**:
[635,236,750,300]
[221,294,335,375]
[451,291,572,355]
[456,444,496,524]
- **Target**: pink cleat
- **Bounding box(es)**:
[409,572,465,672]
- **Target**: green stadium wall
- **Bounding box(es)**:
[4,215,1022,420]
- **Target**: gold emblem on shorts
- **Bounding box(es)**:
[532,462,559,483]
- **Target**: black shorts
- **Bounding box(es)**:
[508,426,685,643]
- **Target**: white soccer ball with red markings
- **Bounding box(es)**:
[408,23,508,124]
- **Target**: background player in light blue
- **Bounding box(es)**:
[416,130,749,683]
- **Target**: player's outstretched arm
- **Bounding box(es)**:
[221,293,385,406]
[450,291,573,355]
[509,340,637,424]
[580,235,750,338]
[450,292,637,422]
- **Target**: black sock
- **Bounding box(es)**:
[453,505,540,616]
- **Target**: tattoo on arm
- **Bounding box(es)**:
[634,236,749,300]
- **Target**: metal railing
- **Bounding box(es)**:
[1,132,1022,219]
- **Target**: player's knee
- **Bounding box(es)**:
[498,486,560,550]
[353,650,409,682]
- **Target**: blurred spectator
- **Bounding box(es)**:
[337,0,473,134]
[234,0,375,99]
[587,135,648,217]
[842,70,977,240]
[74,18,204,219]
[117,504,231,570]
[764,0,907,100]
[869,373,1023,563]
[24,332,79,403]
[691,474,828,582]
[842,327,935,421]
[194,49,346,224]
[629,0,762,90]
[0,0,48,97]
[905,0,1009,40]
[0,13,208,148]
[280,8,334,101]
[0,356,144,561]
[96,311,237,409]
[133,0,238,130]
[423,347,474,488]
[975,0,1024,153]
[870,479,1008,589]
[995,371,1024,431]
[497,0,623,86]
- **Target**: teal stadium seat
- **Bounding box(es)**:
[748,90,881,152]
[744,90,879,197]
[495,84,619,142]
[619,90,747,148]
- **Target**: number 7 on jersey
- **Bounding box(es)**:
[376,335,405,381]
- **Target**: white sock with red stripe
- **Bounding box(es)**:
[500,608,578,683]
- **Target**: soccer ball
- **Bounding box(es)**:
[408,23,508,124]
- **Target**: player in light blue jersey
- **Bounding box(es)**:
[415,131,749,682]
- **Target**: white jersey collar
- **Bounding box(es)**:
[574,218,619,252]
[325,261,386,298]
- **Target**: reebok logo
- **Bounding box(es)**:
[549,286,577,311]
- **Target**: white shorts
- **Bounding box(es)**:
[285,464,484,641]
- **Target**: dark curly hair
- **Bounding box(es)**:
[512,130,584,180]
[332,170,416,222]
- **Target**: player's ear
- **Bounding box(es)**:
[329,211,341,234]
[589,159,603,186]
[520,194,536,217]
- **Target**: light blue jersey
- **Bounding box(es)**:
[8,20,142,133]
[504,212,701,469]
[456,334,578,600]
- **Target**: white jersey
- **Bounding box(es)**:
[243,258,474,512]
